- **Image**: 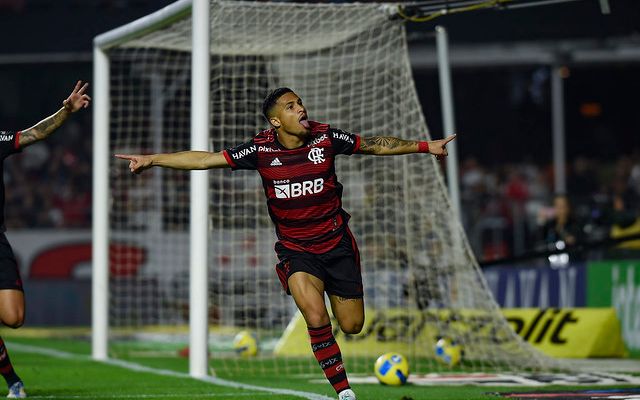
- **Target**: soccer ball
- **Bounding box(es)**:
[232,330,258,357]
[374,353,410,386]
[434,337,462,367]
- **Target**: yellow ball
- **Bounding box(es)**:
[374,353,410,386]
[233,330,258,357]
[435,337,462,366]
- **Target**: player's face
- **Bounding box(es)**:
[270,92,310,136]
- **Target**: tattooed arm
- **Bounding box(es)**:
[19,107,72,147]
[359,134,456,156]
[19,81,91,148]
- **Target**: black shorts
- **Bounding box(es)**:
[0,233,22,291]
[275,228,363,299]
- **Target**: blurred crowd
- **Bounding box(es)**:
[4,118,92,229]
[4,117,640,262]
[461,153,640,260]
[7,128,640,264]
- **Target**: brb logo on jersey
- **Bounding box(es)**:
[274,178,324,199]
[308,147,325,164]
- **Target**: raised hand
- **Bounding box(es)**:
[62,80,91,112]
[114,154,153,174]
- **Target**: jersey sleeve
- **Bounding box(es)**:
[222,139,258,170]
[329,128,361,156]
[0,131,22,159]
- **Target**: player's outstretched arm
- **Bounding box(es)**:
[115,151,230,174]
[19,81,91,148]
[359,134,456,157]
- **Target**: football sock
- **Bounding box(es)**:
[308,324,350,394]
[0,336,20,387]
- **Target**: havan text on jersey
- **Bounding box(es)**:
[231,145,256,160]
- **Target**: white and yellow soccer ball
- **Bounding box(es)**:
[434,337,463,367]
[374,352,410,386]
[232,330,258,357]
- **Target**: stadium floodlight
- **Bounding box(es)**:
[93,0,562,377]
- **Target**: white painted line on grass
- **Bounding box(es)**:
[26,393,273,399]
[10,343,89,360]
[9,343,333,400]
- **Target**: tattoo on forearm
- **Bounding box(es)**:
[359,136,417,154]
[20,108,69,147]
[18,130,39,146]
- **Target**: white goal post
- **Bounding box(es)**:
[93,0,560,378]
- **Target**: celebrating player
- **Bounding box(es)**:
[116,88,455,400]
[0,81,91,398]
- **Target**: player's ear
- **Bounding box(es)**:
[269,116,281,129]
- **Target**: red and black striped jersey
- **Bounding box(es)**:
[0,131,21,233]
[222,121,361,254]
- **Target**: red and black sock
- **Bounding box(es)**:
[308,324,350,394]
[0,336,20,388]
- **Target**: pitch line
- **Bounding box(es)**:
[25,394,273,399]
[9,343,333,400]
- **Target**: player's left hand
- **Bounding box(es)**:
[63,80,91,112]
[429,134,456,160]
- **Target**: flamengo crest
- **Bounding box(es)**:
[308,147,325,164]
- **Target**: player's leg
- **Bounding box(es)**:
[325,227,364,335]
[287,271,352,398]
[0,292,27,398]
[0,292,26,397]
[288,272,330,327]
[0,290,25,329]
[315,229,363,400]
[0,233,26,398]
[0,333,25,399]
[328,295,364,335]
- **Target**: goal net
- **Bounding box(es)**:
[101,0,559,375]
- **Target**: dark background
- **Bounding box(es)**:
[0,0,639,258]
[1,0,639,163]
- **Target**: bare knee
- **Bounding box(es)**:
[288,273,330,328]
[340,320,363,335]
[2,314,24,329]
[3,318,24,329]
[1,311,24,329]
[0,290,25,328]
[302,309,330,328]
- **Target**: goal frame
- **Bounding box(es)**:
[92,0,459,378]
[93,0,211,377]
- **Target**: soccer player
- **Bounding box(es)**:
[0,81,91,398]
[116,88,455,400]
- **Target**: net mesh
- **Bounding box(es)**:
[106,0,560,375]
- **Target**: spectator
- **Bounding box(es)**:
[609,192,640,255]
[540,194,583,250]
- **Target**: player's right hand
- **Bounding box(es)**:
[114,154,153,174]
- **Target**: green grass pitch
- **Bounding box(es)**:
[1,335,637,400]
